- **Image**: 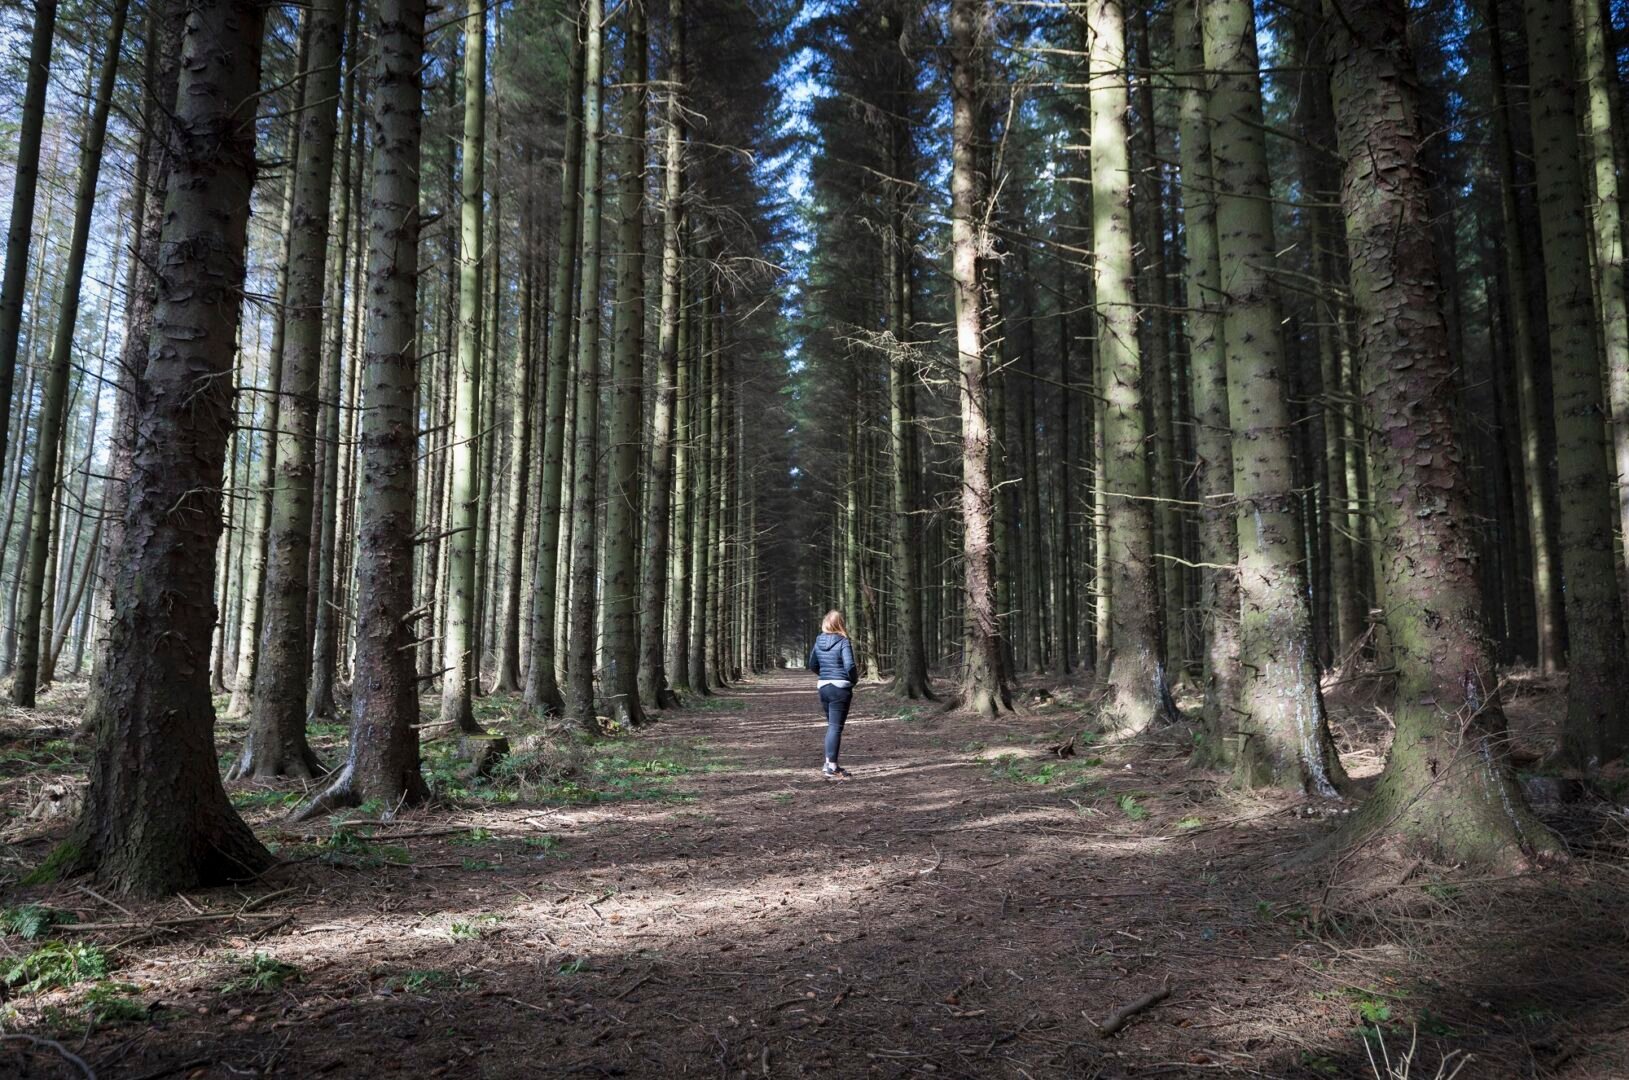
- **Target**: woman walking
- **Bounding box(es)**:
[806,610,858,779]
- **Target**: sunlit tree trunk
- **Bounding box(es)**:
[949,0,1010,717]
[228,16,310,721]
[441,0,490,746]
[565,0,608,730]
[0,0,56,545]
[1087,0,1167,732]
[1203,0,1344,793]
[296,0,431,820]
[522,23,584,718]
[668,264,694,694]
[639,0,686,709]
[237,0,345,778]
[688,287,713,695]
[307,0,361,722]
[11,0,127,706]
[1175,0,1239,759]
[1324,0,1559,864]
[494,147,535,695]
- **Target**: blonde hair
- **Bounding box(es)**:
[821,610,849,637]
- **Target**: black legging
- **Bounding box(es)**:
[818,684,853,763]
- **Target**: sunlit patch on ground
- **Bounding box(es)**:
[0,670,1624,1077]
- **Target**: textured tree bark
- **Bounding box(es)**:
[440,1,490,746]
[639,0,686,710]
[0,0,56,556]
[1174,0,1239,760]
[521,23,583,719]
[949,0,1011,717]
[1087,0,1169,733]
[1324,0,1560,864]
[1203,0,1344,794]
[49,0,274,895]
[295,0,430,821]
[565,0,608,731]
[1571,0,1629,660]
[12,0,127,706]
[228,16,310,721]
[307,0,360,724]
[688,289,714,695]
[601,5,647,727]
[237,0,345,779]
[494,147,535,695]
[1522,0,1629,766]
[668,267,694,694]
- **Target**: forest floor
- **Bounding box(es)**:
[1,668,1627,1079]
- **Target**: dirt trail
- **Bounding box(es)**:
[3,671,1625,1078]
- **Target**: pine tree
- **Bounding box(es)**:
[1203,0,1344,793]
[1087,0,1168,733]
[601,4,648,727]
[54,0,274,895]
[949,0,1010,717]
[442,0,490,741]
[523,21,584,719]
[0,0,57,548]
[1323,0,1558,863]
[1174,0,1239,752]
[11,0,128,706]
[237,0,346,778]
[639,0,687,710]
[565,0,608,730]
[1522,0,1629,766]
[297,0,432,820]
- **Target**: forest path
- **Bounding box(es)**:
[10,672,1622,1078]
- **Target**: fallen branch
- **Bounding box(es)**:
[0,1034,96,1079]
[1089,978,1171,1037]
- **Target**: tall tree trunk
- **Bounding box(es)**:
[888,19,931,698]
[1572,0,1629,648]
[668,263,694,693]
[51,0,274,896]
[494,148,535,695]
[1175,0,1240,759]
[565,0,608,730]
[1203,0,1344,793]
[1523,0,1629,766]
[297,0,431,820]
[688,286,713,695]
[602,3,647,726]
[237,0,345,778]
[12,0,128,706]
[1131,4,1182,678]
[0,0,56,537]
[1483,1,1564,674]
[1088,0,1168,732]
[441,0,491,749]
[949,0,1010,717]
[1324,0,1558,864]
[638,0,686,710]
[308,0,361,722]
[522,22,584,719]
